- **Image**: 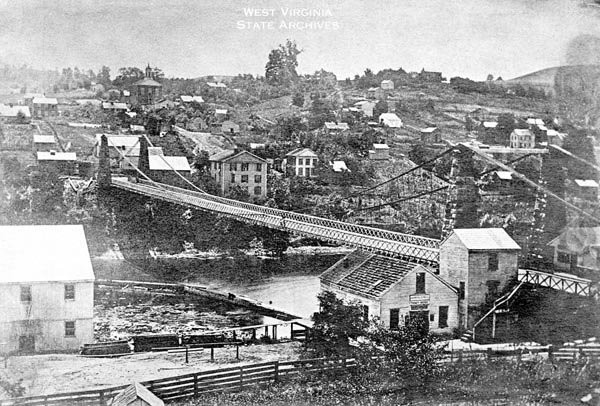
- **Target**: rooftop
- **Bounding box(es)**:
[286,148,318,158]
[512,128,533,137]
[112,382,164,406]
[148,155,191,171]
[134,78,162,87]
[102,102,128,110]
[324,122,350,130]
[33,134,56,144]
[574,179,599,188]
[373,143,389,149]
[378,113,403,128]
[0,225,95,284]
[421,127,438,133]
[331,160,350,172]
[37,151,77,161]
[32,97,58,105]
[448,228,521,251]
[548,227,600,253]
[0,104,31,118]
[321,250,443,300]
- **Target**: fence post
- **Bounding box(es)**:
[210,347,215,362]
[193,374,198,396]
[458,349,463,363]
[274,361,279,382]
[548,345,554,363]
[99,389,104,406]
[487,348,492,360]
[236,344,240,360]
[239,366,244,388]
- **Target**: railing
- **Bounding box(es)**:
[472,280,525,342]
[517,269,593,297]
[110,179,441,264]
[3,343,600,406]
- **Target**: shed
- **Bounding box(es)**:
[111,382,164,406]
[379,113,403,128]
[331,160,350,172]
[381,80,394,90]
[368,143,390,160]
[221,120,240,134]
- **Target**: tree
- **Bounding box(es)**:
[265,40,302,86]
[292,92,304,107]
[112,67,144,87]
[97,65,111,86]
[373,100,388,118]
[308,93,335,129]
[306,291,369,357]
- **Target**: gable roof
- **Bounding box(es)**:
[548,227,600,252]
[373,143,389,149]
[209,149,266,163]
[512,128,532,137]
[574,179,599,188]
[448,228,520,251]
[209,149,236,161]
[324,122,350,130]
[0,225,94,284]
[495,171,513,180]
[32,97,58,105]
[321,250,434,300]
[420,127,438,133]
[286,148,318,158]
[379,113,403,128]
[112,382,164,406]
[483,121,498,128]
[102,102,128,110]
[331,160,349,172]
[149,155,191,171]
[134,78,162,87]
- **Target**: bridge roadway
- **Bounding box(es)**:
[111,178,441,265]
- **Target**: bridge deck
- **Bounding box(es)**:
[518,269,594,297]
[111,179,440,264]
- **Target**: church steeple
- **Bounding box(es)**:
[145,63,153,79]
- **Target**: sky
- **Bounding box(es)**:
[1,0,600,81]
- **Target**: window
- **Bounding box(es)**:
[241,163,249,171]
[416,272,426,294]
[256,163,262,171]
[65,321,76,337]
[459,282,465,300]
[254,175,262,183]
[253,186,262,195]
[390,308,400,330]
[230,173,235,183]
[298,158,304,165]
[486,280,500,301]
[488,252,498,272]
[230,163,237,171]
[64,284,75,300]
[429,314,435,322]
[362,305,369,321]
[20,286,31,302]
[557,251,571,264]
[439,306,449,328]
[241,175,249,183]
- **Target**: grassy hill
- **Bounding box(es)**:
[506,64,600,88]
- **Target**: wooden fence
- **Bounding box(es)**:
[2,344,599,406]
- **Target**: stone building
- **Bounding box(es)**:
[209,150,267,200]
[0,225,95,354]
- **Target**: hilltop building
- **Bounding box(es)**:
[285,148,319,177]
[548,227,600,276]
[209,150,267,199]
[31,97,58,118]
[509,129,535,149]
[0,225,95,353]
[133,65,163,105]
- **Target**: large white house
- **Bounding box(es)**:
[0,225,95,354]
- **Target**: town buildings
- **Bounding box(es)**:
[368,143,390,160]
[31,97,58,118]
[380,80,394,90]
[547,227,600,276]
[321,228,521,334]
[209,149,267,199]
[0,104,31,123]
[133,65,163,105]
[420,127,442,144]
[379,113,403,128]
[509,129,535,149]
[0,225,95,353]
[321,250,458,333]
[323,122,350,135]
[36,151,77,175]
[32,134,56,152]
[285,148,319,177]
[147,152,192,186]
[96,134,140,171]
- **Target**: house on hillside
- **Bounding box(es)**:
[0,225,95,353]
[180,95,205,104]
[379,113,403,128]
[209,150,267,199]
[546,129,566,147]
[32,134,56,152]
[221,120,240,135]
[420,127,442,144]
[482,121,498,131]
[36,151,77,175]
[95,134,140,171]
[418,69,443,83]
[380,80,394,90]
[323,122,350,134]
[147,153,192,187]
[367,87,385,100]
[574,179,599,201]
[509,129,535,149]
[285,148,318,177]
[102,101,128,112]
[0,104,31,123]
[331,160,350,172]
[320,250,459,333]
[439,228,520,330]
[354,101,376,118]
[31,97,58,118]
[547,227,600,276]
[368,143,390,160]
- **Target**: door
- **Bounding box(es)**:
[18,336,35,354]
[409,311,430,335]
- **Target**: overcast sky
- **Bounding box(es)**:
[1,0,600,80]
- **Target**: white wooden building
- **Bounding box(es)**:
[0,225,95,354]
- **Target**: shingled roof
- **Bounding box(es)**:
[321,250,430,300]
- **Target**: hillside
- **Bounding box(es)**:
[506,64,600,87]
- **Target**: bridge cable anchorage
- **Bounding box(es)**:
[140,133,207,195]
[461,143,600,225]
